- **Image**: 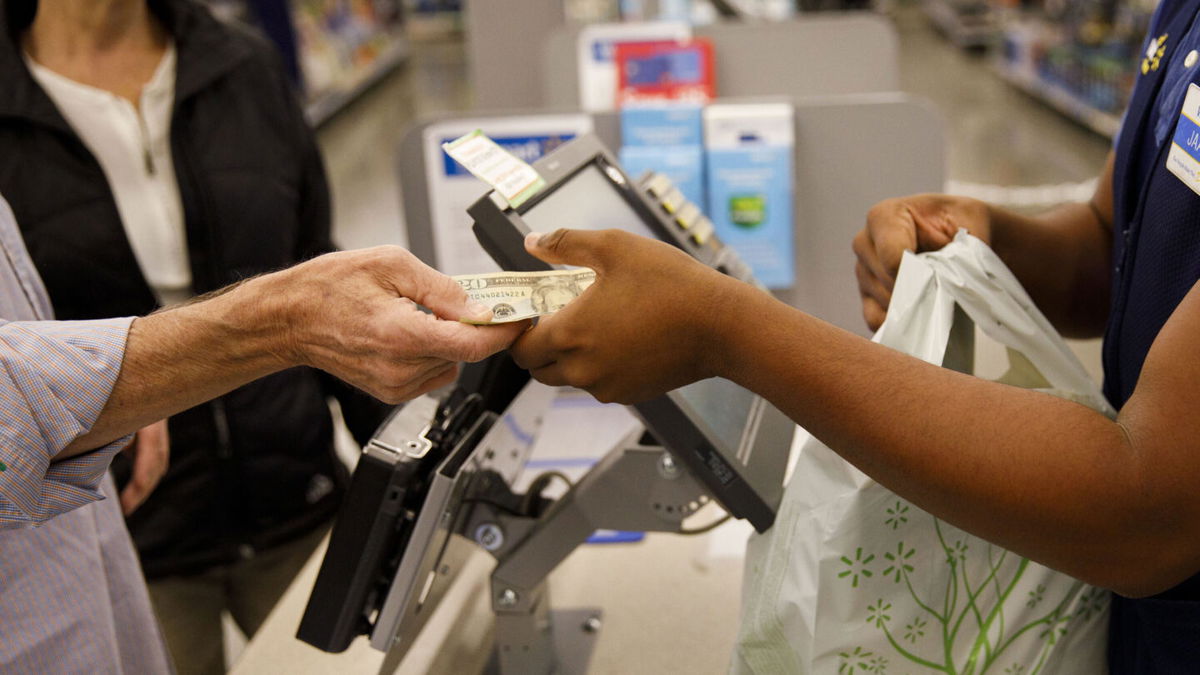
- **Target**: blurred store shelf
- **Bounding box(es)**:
[993,59,1122,138]
[201,0,411,128]
[922,0,999,48]
[305,36,409,127]
[920,0,1154,138]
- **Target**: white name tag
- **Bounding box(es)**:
[1166,83,1200,196]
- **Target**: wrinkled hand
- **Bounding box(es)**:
[510,229,748,404]
[265,246,527,403]
[852,194,991,331]
[120,420,169,515]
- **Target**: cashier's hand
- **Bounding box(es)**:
[270,246,527,403]
[120,420,169,515]
[510,229,746,404]
[853,194,991,332]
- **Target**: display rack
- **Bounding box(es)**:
[303,35,409,126]
[993,59,1122,137]
[406,4,463,40]
[985,0,1153,138]
[202,0,410,127]
[922,0,1000,48]
[290,0,408,125]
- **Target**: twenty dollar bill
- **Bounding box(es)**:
[455,269,596,324]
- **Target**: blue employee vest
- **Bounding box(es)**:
[1106,0,1200,669]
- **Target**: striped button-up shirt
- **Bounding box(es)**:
[0,196,173,673]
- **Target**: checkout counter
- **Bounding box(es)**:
[228,31,947,669]
[285,133,795,674]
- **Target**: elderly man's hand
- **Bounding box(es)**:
[510,229,753,404]
[61,246,529,459]
[260,246,527,403]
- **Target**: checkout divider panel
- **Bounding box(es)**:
[398,94,945,336]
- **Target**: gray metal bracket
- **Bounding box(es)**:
[459,431,712,675]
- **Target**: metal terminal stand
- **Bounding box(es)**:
[462,430,711,675]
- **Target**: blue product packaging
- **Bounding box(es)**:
[703,103,795,289]
[620,103,706,207]
[620,104,704,147]
[619,144,705,206]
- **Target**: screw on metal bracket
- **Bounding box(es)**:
[474,523,505,551]
[498,589,519,607]
[658,451,680,479]
[582,615,602,633]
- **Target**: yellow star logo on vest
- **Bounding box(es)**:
[1143,34,1169,74]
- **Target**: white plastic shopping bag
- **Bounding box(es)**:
[733,231,1114,674]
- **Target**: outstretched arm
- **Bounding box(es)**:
[63,246,525,457]
[2,246,521,528]
[511,228,1200,598]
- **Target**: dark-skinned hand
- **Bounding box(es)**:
[510,229,754,404]
[852,194,991,331]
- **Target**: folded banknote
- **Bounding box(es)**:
[454,269,596,324]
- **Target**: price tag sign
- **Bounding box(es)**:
[442,130,546,208]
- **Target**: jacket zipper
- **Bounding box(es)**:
[173,121,232,457]
[171,105,243,556]
[137,108,156,176]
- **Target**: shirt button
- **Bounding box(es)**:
[1187,50,1199,68]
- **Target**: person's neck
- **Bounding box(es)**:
[26,0,164,61]
[23,0,169,104]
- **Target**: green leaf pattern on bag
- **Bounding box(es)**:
[1026,584,1046,609]
[838,646,874,674]
[885,500,910,530]
[1074,587,1107,622]
[845,498,1108,674]
[839,547,876,588]
[884,542,916,583]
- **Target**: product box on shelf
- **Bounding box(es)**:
[614,39,715,106]
[619,103,704,146]
[703,102,795,289]
[619,103,706,207]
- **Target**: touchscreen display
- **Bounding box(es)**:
[523,163,760,460]
[520,164,656,238]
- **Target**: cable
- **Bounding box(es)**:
[520,470,574,515]
[463,471,575,520]
[531,470,574,490]
[459,497,527,518]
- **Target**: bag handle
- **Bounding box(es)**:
[876,232,1114,417]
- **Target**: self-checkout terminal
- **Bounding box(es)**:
[298,134,794,673]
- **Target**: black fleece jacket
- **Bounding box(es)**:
[0,0,391,577]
